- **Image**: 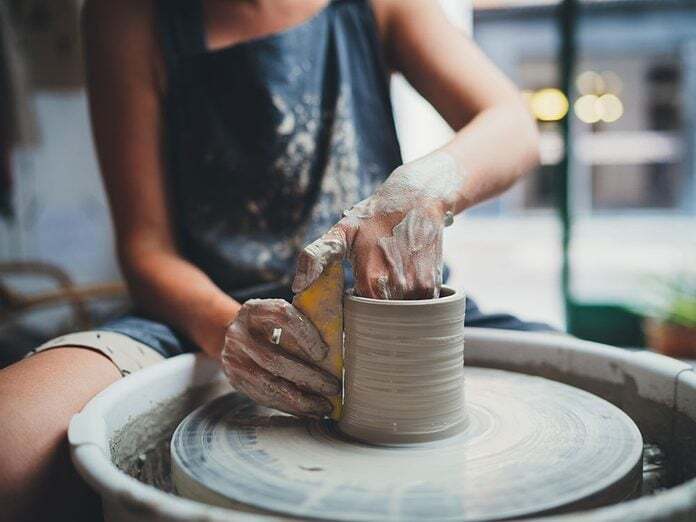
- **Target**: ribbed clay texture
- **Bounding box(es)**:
[338,286,466,444]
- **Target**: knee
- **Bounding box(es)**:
[0,349,117,520]
[0,370,99,522]
[0,371,67,503]
[0,360,73,516]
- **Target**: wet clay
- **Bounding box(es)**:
[338,286,466,444]
[111,381,229,492]
[170,368,643,521]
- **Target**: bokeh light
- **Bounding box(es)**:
[574,94,601,123]
[574,93,624,124]
[596,93,624,123]
[576,71,605,96]
[530,88,569,122]
[601,71,623,95]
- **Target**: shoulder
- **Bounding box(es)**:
[368,0,450,67]
[82,0,162,89]
[368,0,395,45]
[369,0,445,31]
[82,0,158,62]
[82,0,155,38]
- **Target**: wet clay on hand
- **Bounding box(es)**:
[221,299,340,418]
[293,152,467,300]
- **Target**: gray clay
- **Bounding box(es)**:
[339,286,467,444]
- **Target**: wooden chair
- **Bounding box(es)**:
[0,261,126,331]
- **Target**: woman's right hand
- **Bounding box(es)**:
[221,299,340,418]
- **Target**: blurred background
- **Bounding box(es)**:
[0,0,694,366]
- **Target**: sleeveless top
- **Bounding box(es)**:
[156,0,402,300]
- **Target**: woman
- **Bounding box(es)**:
[0,0,543,519]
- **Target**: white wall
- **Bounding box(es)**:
[0,91,119,285]
[391,0,472,162]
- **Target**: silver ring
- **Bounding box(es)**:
[271,328,282,345]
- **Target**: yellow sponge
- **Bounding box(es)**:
[292,262,344,420]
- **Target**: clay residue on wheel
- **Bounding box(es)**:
[109,378,673,515]
[110,382,228,492]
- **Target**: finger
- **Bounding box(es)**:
[351,243,393,299]
[250,340,340,396]
[226,317,339,395]
[407,269,437,300]
[224,349,333,418]
[354,266,386,299]
[383,210,444,300]
[356,271,393,300]
[416,228,444,299]
[377,235,407,299]
[402,245,442,300]
[243,299,328,362]
[292,223,348,293]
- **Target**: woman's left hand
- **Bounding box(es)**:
[292,152,464,300]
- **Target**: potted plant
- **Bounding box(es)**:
[641,273,696,358]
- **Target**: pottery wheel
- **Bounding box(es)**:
[171,368,643,521]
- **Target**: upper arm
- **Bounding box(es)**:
[83,0,175,266]
[375,0,522,130]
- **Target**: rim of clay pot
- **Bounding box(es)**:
[344,285,461,305]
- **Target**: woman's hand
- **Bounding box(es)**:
[293,152,464,300]
[221,299,340,418]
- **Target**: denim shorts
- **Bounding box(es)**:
[32,273,555,372]
[99,293,553,360]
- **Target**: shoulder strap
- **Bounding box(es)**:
[336,0,393,104]
[155,0,206,73]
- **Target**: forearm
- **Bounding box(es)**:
[441,99,540,214]
[378,99,538,223]
[121,249,240,358]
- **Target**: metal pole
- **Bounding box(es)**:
[558,0,578,331]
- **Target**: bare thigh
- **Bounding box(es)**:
[0,347,121,522]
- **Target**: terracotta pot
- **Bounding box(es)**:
[644,318,696,358]
[339,286,466,445]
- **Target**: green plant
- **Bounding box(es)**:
[638,273,696,329]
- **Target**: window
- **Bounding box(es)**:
[515,53,688,214]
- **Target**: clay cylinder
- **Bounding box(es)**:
[338,286,466,444]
